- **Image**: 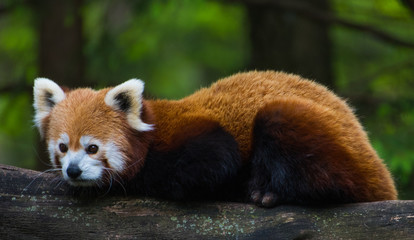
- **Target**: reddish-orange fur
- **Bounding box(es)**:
[43,71,397,201]
[145,71,397,201]
[256,98,395,201]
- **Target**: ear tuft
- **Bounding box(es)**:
[33,78,66,137]
[114,92,132,112]
[105,79,153,132]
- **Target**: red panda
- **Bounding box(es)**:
[33,71,397,207]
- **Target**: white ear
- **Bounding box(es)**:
[105,79,153,132]
[33,78,66,136]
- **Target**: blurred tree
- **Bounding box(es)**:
[34,0,85,87]
[401,0,414,12]
[247,0,333,88]
[81,0,248,98]
[0,1,38,169]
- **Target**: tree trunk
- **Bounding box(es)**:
[1,164,413,239]
[36,0,84,87]
[247,0,333,89]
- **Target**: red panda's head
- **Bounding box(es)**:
[33,78,153,187]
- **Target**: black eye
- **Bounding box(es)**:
[59,143,68,153]
[86,144,99,154]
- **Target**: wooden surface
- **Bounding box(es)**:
[1,164,413,239]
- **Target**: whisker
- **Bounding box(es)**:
[123,158,144,170]
[105,168,125,185]
[22,168,62,194]
[32,145,54,168]
[101,167,128,196]
[53,177,66,190]
[99,170,113,197]
[113,177,128,196]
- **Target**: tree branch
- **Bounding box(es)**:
[224,0,414,49]
[1,164,414,239]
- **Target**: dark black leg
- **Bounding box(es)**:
[137,123,242,201]
[249,117,294,207]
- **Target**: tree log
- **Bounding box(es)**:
[1,164,413,239]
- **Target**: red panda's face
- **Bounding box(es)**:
[33,79,153,187]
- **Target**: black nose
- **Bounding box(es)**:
[67,164,82,179]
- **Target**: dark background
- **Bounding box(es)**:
[0,0,413,198]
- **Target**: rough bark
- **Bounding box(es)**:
[1,164,413,239]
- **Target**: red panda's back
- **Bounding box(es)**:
[148,71,396,201]
[149,71,356,160]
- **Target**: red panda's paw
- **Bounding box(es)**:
[250,190,261,203]
[250,191,278,208]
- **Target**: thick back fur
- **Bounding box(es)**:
[149,71,367,160]
[148,71,397,202]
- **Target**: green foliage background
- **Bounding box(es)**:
[0,0,413,198]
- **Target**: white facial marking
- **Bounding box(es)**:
[48,139,56,167]
[59,133,70,145]
[104,142,125,172]
[61,149,103,186]
[80,135,101,149]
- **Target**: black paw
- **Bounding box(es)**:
[250,190,279,208]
